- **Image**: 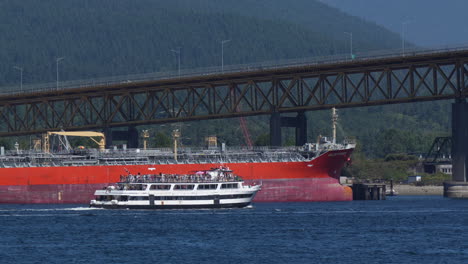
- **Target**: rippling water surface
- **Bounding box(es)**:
[1,196,467,264]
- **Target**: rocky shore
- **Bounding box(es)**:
[393,184,443,196]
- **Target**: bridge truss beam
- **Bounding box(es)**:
[0,50,468,136]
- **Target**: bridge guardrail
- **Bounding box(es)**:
[3,44,468,96]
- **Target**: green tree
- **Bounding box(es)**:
[375,129,410,157]
[153,132,172,148]
[254,133,269,146]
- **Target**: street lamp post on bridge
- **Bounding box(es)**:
[221,39,231,72]
[56,57,64,90]
[171,47,181,77]
[344,32,353,60]
[402,21,411,56]
[13,66,23,92]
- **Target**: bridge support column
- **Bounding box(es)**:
[445,101,468,198]
[127,126,139,148]
[269,111,308,146]
[295,111,307,146]
[103,126,139,149]
[103,127,113,149]
[270,112,282,146]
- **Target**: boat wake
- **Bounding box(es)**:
[0,207,103,212]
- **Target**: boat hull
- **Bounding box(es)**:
[0,148,353,203]
[90,203,252,210]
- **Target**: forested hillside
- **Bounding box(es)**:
[0,0,406,86]
[322,0,468,47]
[0,0,450,157]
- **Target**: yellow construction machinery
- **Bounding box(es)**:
[43,131,106,153]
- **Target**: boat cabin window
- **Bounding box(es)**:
[197,184,218,190]
[125,184,147,190]
[174,184,195,190]
[97,195,114,201]
[221,183,239,189]
[128,196,149,201]
[150,185,171,190]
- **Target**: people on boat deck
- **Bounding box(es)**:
[119,169,240,183]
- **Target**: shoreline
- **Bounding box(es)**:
[393,184,443,196]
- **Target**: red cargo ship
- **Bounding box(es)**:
[0,141,354,204]
[0,108,353,203]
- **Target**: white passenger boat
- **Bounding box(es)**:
[89,167,261,209]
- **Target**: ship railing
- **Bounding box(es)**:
[44,145,313,158]
[0,145,314,168]
[83,145,306,156]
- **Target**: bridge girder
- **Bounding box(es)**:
[0,50,468,136]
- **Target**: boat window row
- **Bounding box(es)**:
[148,194,252,200]
[114,184,147,190]
[221,183,239,189]
[96,194,253,201]
[150,185,171,190]
[174,184,195,190]
[197,184,218,190]
[129,196,148,201]
[92,196,146,201]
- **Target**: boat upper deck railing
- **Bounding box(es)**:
[119,173,242,184]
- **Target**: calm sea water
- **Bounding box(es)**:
[0,196,467,264]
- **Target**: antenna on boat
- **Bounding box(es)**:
[332,107,338,144]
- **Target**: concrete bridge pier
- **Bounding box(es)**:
[445,100,468,198]
[270,111,307,146]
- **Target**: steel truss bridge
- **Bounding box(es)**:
[1,48,468,139]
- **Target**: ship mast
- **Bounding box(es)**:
[332,107,338,144]
[172,129,181,161]
[142,130,149,150]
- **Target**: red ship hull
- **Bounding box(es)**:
[0,148,353,203]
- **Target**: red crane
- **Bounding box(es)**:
[231,88,253,147]
[239,116,253,148]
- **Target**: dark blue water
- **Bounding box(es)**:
[1,196,467,264]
